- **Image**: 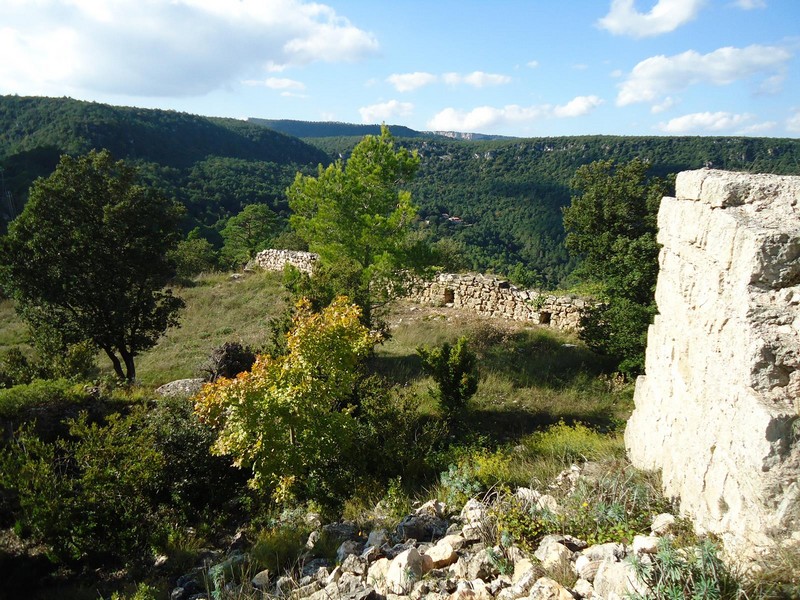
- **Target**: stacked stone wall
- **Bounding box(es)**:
[408,273,588,331]
[253,251,588,332]
[253,249,318,275]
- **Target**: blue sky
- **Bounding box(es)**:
[1,0,798,137]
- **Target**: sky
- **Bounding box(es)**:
[1,0,799,138]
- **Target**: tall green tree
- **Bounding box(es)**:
[287,125,420,325]
[562,159,671,376]
[220,203,279,267]
[1,149,184,381]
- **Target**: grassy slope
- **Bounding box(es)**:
[135,270,289,386]
[0,272,631,435]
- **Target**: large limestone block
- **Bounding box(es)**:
[627,169,800,560]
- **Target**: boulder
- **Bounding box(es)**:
[626,169,800,560]
[386,548,425,594]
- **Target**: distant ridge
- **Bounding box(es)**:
[248,118,512,141]
[0,95,329,170]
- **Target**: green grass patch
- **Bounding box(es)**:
[134,270,289,386]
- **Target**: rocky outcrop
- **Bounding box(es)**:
[409,273,589,331]
[626,169,800,561]
[254,249,319,274]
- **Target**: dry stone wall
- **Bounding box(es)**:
[253,249,318,274]
[253,250,588,331]
[626,169,800,561]
[408,273,588,331]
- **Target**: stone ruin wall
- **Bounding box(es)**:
[253,249,318,275]
[407,273,588,331]
[253,251,588,331]
[626,169,800,562]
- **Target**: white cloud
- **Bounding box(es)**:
[527,60,540,69]
[656,111,758,133]
[553,95,604,117]
[243,77,306,90]
[0,0,378,97]
[359,99,413,123]
[617,44,791,107]
[598,0,705,38]
[787,110,800,133]
[386,72,437,92]
[651,97,677,113]
[442,71,511,87]
[738,120,776,134]
[735,0,766,9]
[572,64,589,71]
[428,95,603,132]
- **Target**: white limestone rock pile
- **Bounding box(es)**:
[626,169,800,561]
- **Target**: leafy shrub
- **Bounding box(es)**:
[0,378,87,421]
[194,297,378,506]
[417,336,479,421]
[353,378,448,489]
[491,493,550,553]
[0,410,164,565]
[202,341,257,381]
[438,448,512,508]
[557,462,671,545]
[630,538,742,600]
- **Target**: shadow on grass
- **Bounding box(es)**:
[480,329,614,390]
[459,406,621,445]
[367,352,424,387]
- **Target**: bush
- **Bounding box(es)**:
[0,410,164,565]
[417,336,479,422]
[202,341,257,382]
[630,538,742,600]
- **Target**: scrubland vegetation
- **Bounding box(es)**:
[1,102,798,598]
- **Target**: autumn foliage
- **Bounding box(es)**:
[194,296,378,501]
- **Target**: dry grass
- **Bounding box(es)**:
[134,270,289,386]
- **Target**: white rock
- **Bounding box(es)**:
[650,513,676,535]
[572,578,594,599]
[386,548,424,594]
[527,577,574,600]
[632,535,661,555]
[627,169,800,560]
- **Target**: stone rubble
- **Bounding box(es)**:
[171,468,677,600]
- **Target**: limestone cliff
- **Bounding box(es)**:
[626,169,800,560]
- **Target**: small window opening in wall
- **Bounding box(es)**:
[539,311,551,325]
[443,288,455,304]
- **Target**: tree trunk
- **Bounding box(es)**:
[119,347,136,381]
[102,346,125,380]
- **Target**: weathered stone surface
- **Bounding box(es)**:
[254,249,318,274]
[533,538,572,573]
[650,513,676,535]
[626,169,800,560]
[527,577,574,600]
[632,535,660,555]
[593,560,644,600]
[155,378,204,397]
[408,273,589,331]
[424,541,458,569]
[386,548,425,594]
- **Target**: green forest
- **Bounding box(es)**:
[3,95,800,286]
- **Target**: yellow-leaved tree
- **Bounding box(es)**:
[194,296,378,503]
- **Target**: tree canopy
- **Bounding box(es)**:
[287,125,421,324]
[1,149,184,380]
[562,159,671,376]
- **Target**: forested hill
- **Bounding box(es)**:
[0,95,329,226]
[375,135,800,285]
[2,95,800,285]
[248,118,426,139]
